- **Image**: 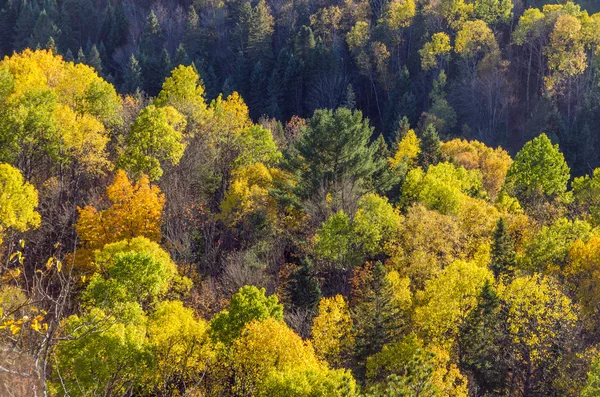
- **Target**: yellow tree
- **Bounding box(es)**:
[147,300,215,394]
[0,164,41,244]
[74,170,164,271]
[0,49,121,178]
[414,260,494,348]
[311,295,354,368]
[441,138,512,199]
[500,274,578,396]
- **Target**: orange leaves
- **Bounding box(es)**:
[74,170,164,271]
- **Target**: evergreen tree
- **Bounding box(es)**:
[183,5,202,59]
[352,262,404,376]
[76,47,85,63]
[294,25,316,62]
[138,10,166,95]
[343,84,356,110]
[87,44,103,75]
[247,0,274,64]
[491,218,515,279]
[13,3,37,50]
[64,48,74,62]
[249,61,268,119]
[458,280,509,394]
[123,53,143,93]
[203,65,219,101]
[46,36,57,53]
[173,43,190,66]
[288,260,322,310]
[288,107,382,212]
[418,123,442,168]
[159,47,172,82]
[29,9,60,49]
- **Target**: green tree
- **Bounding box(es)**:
[210,285,284,345]
[418,124,442,168]
[119,105,186,181]
[288,107,383,214]
[490,217,515,279]
[505,133,570,205]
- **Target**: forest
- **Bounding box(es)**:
[1,0,600,396]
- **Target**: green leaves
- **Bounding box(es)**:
[210,285,284,345]
[505,133,570,203]
[119,104,186,181]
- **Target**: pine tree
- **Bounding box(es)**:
[46,36,57,53]
[76,47,85,63]
[87,44,103,75]
[491,218,515,279]
[352,262,404,376]
[183,5,202,59]
[294,25,316,62]
[247,0,274,64]
[138,10,166,95]
[173,43,190,66]
[288,260,322,310]
[13,2,36,51]
[418,123,442,168]
[249,61,268,119]
[123,53,143,93]
[28,9,60,49]
[159,47,172,82]
[64,48,74,62]
[343,84,356,110]
[458,280,509,394]
[203,65,219,101]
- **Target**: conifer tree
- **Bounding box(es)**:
[418,123,442,168]
[87,44,103,75]
[123,53,143,93]
[491,218,515,279]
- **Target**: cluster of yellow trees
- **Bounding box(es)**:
[1,48,600,397]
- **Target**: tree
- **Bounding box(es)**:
[228,318,355,396]
[75,170,165,271]
[154,65,208,132]
[54,307,150,397]
[504,133,570,205]
[246,0,274,63]
[288,260,322,310]
[520,217,593,273]
[364,334,468,397]
[147,300,214,395]
[86,44,102,75]
[0,163,41,244]
[572,168,600,226]
[123,54,143,93]
[138,11,166,95]
[418,124,442,168]
[458,280,509,394]
[311,295,354,368]
[401,162,483,215]
[119,105,186,181]
[490,218,515,279]
[441,138,512,199]
[501,274,578,396]
[351,262,411,371]
[210,285,284,345]
[314,194,402,268]
[414,260,493,348]
[420,33,451,71]
[288,108,383,214]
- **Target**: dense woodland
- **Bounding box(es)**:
[2,0,600,396]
